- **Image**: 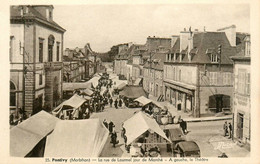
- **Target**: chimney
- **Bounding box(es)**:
[180,28,190,51]
[217,25,236,47]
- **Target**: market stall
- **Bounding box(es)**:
[124,112,171,157]
[119,86,148,108]
[44,119,109,157]
[63,82,92,99]
[10,111,59,157]
[52,94,87,119]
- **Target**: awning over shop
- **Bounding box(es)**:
[116,82,127,90]
[44,119,109,157]
[124,112,171,145]
[164,80,195,96]
[80,88,94,96]
[113,79,128,88]
[119,86,148,99]
[175,141,200,152]
[10,111,59,157]
[135,96,152,106]
[52,94,86,115]
[63,82,92,91]
[87,76,100,87]
[133,78,143,86]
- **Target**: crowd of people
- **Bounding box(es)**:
[58,74,118,120]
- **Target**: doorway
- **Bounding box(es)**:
[237,113,244,140]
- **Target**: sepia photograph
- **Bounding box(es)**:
[2,0,260,163]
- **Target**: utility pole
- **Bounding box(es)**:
[94,54,97,74]
[195,65,200,118]
[21,43,26,116]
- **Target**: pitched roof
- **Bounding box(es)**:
[144,50,167,70]
[170,32,237,64]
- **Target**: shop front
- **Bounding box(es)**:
[164,82,195,113]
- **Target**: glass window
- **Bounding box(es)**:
[39,38,44,63]
[39,74,43,85]
[56,42,60,61]
[10,36,14,62]
[10,81,16,106]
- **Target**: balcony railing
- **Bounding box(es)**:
[44,62,63,70]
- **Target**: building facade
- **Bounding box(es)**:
[10,5,66,116]
[163,25,244,117]
[143,50,167,99]
[231,35,251,150]
[63,48,87,82]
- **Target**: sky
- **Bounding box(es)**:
[53,4,250,53]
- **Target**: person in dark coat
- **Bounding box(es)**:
[228,123,233,139]
[108,120,115,133]
[223,121,228,137]
[103,119,108,129]
[109,98,113,107]
[101,101,105,112]
[118,99,123,108]
[114,99,118,109]
[179,119,187,134]
[111,130,117,148]
[124,135,128,149]
[121,125,126,138]
[9,114,14,125]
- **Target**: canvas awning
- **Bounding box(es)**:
[44,119,109,157]
[87,76,100,87]
[135,96,152,106]
[10,111,59,157]
[119,86,148,99]
[113,80,128,88]
[116,82,127,90]
[63,82,92,91]
[133,78,142,86]
[124,112,171,145]
[52,94,86,115]
[80,88,94,96]
[175,141,200,152]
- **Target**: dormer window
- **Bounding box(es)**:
[210,54,218,63]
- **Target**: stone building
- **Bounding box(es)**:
[163,25,246,117]
[63,48,87,82]
[230,34,251,150]
[143,48,168,99]
[10,5,66,116]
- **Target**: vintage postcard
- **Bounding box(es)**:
[1,0,260,164]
